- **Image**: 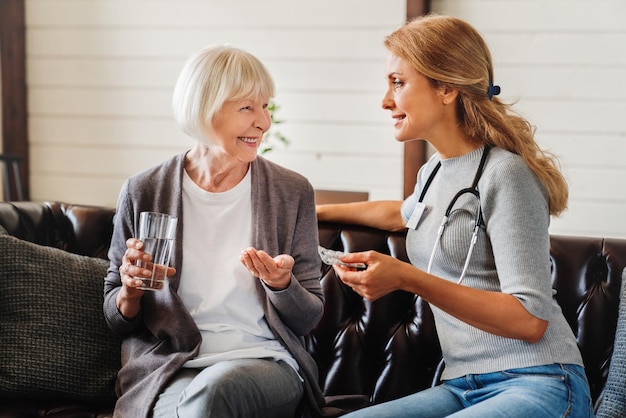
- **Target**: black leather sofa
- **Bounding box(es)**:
[0,201,624,417]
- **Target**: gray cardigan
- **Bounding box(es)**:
[103,153,325,417]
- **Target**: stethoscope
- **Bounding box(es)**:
[420,145,492,285]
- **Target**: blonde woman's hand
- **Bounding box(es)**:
[333,250,406,301]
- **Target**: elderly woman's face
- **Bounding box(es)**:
[208,95,272,162]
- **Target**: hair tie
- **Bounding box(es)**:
[487,79,501,100]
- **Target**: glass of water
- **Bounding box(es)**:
[136,211,177,290]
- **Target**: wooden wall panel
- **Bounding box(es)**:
[432,0,626,238]
[24,0,406,208]
[27,28,393,59]
[19,0,626,237]
[0,0,29,199]
[27,0,404,27]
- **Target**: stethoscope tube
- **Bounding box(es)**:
[421,146,491,285]
[426,188,482,285]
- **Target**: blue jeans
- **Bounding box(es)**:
[344,364,594,418]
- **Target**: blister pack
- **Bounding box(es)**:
[318,246,366,269]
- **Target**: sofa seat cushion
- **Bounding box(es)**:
[0,228,120,403]
[0,399,113,418]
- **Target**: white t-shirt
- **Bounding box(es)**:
[178,168,297,371]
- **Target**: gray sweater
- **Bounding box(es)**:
[401,146,583,380]
[103,153,325,417]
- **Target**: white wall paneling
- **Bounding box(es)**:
[24,0,626,238]
[432,0,626,239]
[25,0,406,208]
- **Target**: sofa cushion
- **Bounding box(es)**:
[0,227,120,403]
[596,268,626,417]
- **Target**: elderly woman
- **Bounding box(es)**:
[103,45,325,418]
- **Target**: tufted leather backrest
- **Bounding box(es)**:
[311,223,439,407]
[1,202,624,413]
[0,201,115,260]
[312,222,626,411]
[550,235,626,405]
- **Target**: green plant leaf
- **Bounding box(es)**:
[261,99,290,154]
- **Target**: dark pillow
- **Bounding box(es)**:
[0,229,120,402]
[596,270,626,416]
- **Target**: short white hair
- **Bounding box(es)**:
[172,45,275,141]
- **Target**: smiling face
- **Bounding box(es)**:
[207,95,271,163]
[382,54,451,145]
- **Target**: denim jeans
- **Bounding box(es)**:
[344,363,594,418]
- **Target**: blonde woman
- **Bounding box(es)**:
[319,15,594,418]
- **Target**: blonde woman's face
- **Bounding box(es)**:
[207,96,271,162]
[382,54,448,143]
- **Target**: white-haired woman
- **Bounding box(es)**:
[104,45,325,418]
